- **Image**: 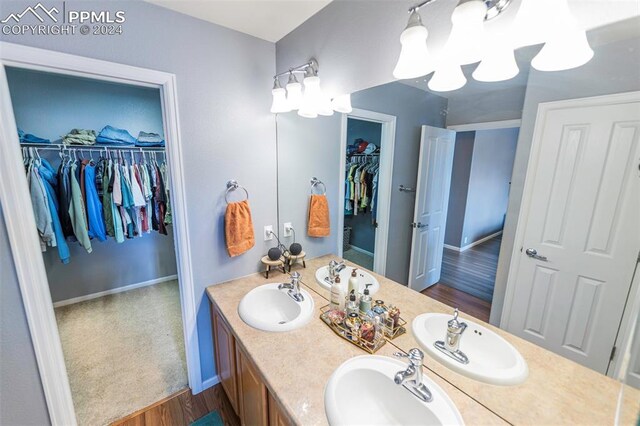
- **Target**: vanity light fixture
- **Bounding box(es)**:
[472,34,519,82]
[394,0,594,91]
[270,78,290,114]
[285,72,303,110]
[393,10,432,79]
[271,59,349,118]
[530,0,593,72]
[299,67,323,118]
[446,0,488,66]
[428,59,467,92]
[331,94,353,113]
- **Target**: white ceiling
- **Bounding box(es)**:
[146,0,333,42]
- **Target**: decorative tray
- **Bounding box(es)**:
[319,303,407,354]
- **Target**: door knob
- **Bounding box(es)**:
[525,248,548,261]
[410,222,428,229]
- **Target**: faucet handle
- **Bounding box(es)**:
[395,348,424,366]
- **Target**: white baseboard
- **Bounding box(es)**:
[443,244,461,252]
[346,245,374,257]
[52,275,178,308]
[458,231,503,252]
[201,375,220,391]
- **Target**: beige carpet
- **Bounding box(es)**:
[55,280,188,426]
[344,248,374,271]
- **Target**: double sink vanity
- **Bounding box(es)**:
[207,255,631,425]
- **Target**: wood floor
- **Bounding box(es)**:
[422,283,491,323]
[439,234,502,302]
[111,384,239,426]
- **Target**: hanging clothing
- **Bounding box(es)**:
[28,164,54,248]
[84,163,107,242]
[68,161,93,253]
[38,161,70,264]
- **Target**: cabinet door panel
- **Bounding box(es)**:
[268,392,291,426]
[236,345,268,426]
[212,306,239,414]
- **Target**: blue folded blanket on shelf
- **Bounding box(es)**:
[18,128,50,144]
[95,125,136,146]
[136,131,165,147]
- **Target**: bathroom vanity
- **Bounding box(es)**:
[207,255,637,425]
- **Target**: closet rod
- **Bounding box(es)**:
[19,143,165,152]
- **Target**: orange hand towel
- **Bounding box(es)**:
[225,200,255,257]
[308,194,330,237]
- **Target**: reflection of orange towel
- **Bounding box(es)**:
[225,200,255,257]
[308,194,330,237]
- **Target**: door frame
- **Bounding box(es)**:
[501,91,640,377]
[0,42,202,425]
[338,108,396,276]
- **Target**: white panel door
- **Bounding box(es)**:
[506,95,640,373]
[409,125,456,292]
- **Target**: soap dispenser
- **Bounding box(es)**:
[359,284,373,314]
[348,268,359,296]
[330,275,345,311]
[346,290,359,316]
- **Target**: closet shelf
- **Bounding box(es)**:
[19,143,165,152]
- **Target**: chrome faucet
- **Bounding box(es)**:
[393,348,433,402]
[328,260,346,279]
[434,308,469,364]
[327,260,346,285]
[279,272,304,302]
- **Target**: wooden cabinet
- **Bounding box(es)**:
[268,393,292,426]
[212,306,239,414]
[236,344,268,426]
[212,302,288,426]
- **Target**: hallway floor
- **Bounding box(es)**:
[439,234,502,302]
[55,280,188,426]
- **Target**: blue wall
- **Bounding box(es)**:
[344,118,381,253]
[1,0,278,408]
[445,131,475,247]
[6,67,178,303]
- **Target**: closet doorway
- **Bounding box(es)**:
[338,109,396,275]
[0,43,199,426]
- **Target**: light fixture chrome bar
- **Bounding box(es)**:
[408,0,511,20]
[408,0,437,13]
[273,58,318,79]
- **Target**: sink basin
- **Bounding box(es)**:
[325,355,463,425]
[315,265,380,295]
[238,283,314,332]
[412,313,528,386]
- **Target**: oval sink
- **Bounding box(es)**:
[412,313,528,386]
[315,266,380,295]
[238,283,314,332]
[325,355,464,426]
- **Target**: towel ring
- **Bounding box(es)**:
[225,180,249,203]
[310,177,326,195]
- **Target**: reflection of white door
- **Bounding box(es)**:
[409,126,456,292]
[505,93,640,374]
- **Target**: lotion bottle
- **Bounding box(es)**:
[330,275,345,311]
[359,284,373,314]
[348,268,359,296]
[346,290,359,316]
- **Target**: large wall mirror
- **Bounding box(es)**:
[274,16,640,397]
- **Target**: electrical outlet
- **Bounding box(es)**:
[264,225,273,241]
[283,222,293,238]
[464,237,468,244]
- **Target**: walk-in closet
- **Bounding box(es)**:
[343,117,382,271]
[5,67,187,425]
